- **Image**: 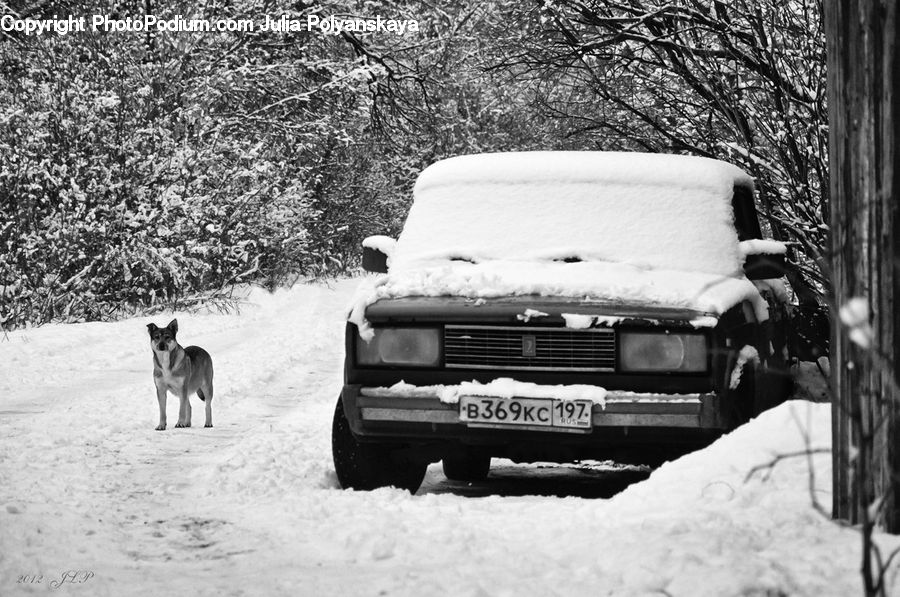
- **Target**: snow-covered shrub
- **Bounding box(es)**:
[0,1,409,328]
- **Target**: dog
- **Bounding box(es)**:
[147,319,214,431]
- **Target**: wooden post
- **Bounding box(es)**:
[825,0,900,533]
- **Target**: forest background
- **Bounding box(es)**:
[0,0,827,328]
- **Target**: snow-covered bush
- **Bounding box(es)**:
[0,1,408,328]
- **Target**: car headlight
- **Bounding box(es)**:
[357,327,441,367]
[619,331,707,372]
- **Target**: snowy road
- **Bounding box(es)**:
[1,280,896,596]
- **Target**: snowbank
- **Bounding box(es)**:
[594,401,850,596]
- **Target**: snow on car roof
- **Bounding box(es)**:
[393,151,753,277]
[414,151,753,195]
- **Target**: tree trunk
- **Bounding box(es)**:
[826,0,900,533]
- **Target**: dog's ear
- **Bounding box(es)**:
[167,319,178,335]
[146,323,158,335]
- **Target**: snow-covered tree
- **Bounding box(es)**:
[479,0,827,304]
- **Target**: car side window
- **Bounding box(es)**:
[731,185,763,241]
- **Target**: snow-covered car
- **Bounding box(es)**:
[333,151,793,492]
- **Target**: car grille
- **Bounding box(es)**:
[444,325,616,371]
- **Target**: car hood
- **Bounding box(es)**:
[348,260,767,340]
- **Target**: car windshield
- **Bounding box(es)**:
[391,152,749,277]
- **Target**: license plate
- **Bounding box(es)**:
[459,396,593,432]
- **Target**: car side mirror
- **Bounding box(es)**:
[740,239,788,280]
[744,253,786,280]
[362,236,396,274]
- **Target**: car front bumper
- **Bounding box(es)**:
[342,383,730,441]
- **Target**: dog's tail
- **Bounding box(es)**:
[197,388,206,402]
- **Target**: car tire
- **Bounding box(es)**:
[733,357,794,426]
[761,363,795,408]
[442,450,491,482]
[753,341,795,416]
[332,395,426,493]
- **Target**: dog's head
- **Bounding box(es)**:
[147,319,178,352]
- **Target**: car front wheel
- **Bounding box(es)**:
[331,395,426,493]
[442,449,491,482]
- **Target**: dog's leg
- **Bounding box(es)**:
[155,386,167,431]
[202,383,213,428]
[175,384,191,428]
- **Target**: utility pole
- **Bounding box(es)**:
[825,0,900,536]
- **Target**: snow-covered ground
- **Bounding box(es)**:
[1,279,897,596]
